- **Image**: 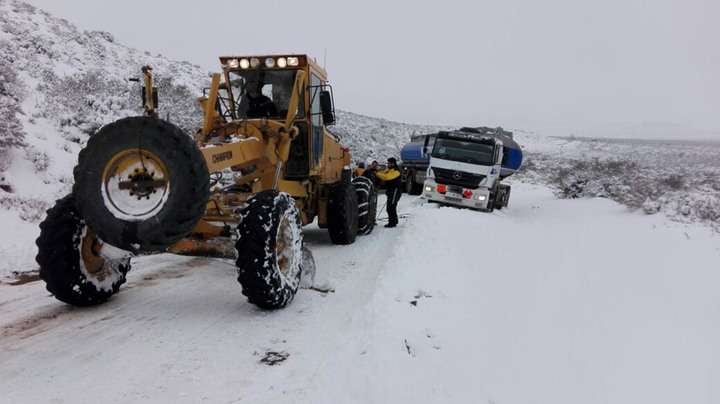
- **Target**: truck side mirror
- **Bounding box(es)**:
[319,90,336,126]
[423,136,430,155]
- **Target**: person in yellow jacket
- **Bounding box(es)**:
[375,157,402,228]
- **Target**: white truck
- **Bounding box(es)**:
[422,128,522,212]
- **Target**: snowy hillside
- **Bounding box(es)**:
[333,110,449,162]
[0,0,212,277]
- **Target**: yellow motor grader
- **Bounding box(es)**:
[36,55,378,309]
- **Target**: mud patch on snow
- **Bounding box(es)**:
[3,270,40,286]
[140,270,186,282]
[0,305,73,340]
[259,350,289,366]
[127,258,210,287]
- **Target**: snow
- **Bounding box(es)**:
[2,186,719,403]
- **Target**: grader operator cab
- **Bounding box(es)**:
[36,54,378,310]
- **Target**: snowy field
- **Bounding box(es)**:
[2,184,719,404]
[516,134,720,230]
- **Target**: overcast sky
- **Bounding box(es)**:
[25,0,720,138]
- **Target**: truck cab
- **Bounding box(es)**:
[422,130,505,211]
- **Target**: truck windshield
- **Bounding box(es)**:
[228,70,304,119]
[432,138,496,165]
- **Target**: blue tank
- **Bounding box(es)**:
[497,135,523,178]
[400,142,427,163]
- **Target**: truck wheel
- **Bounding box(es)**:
[328,182,359,244]
[236,191,303,309]
[410,181,424,195]
[487,192,496,213]
[494,191,504,210]
[73,116,210,253]
[494,185,511,210]
[404,175,414,194]
[353,176,377,235]
[36,195,132,307]
[502,185,511,207]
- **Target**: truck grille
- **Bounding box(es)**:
[432,168,485,189]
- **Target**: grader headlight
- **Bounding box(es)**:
[227,58,240,69]
[265,57,276,68]
[277,57,287,68]
[250,57,261,68]
[239,58,250,69]
[287,57,299,67]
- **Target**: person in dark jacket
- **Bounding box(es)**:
[245,82,278,118]
[362,160,379,185]
[375,157,402,228]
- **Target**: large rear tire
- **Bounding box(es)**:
[36,195,132,307]
[353,176,377,235]
[236,191,303,310]
[327,182,359,244]
[73,116,209,252]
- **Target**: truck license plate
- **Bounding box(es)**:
[445,192,462,201]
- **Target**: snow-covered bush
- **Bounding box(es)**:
[0,41,26,151]
[153,75,203,134]
[0,195,49,222]
[24,146,50,172]
[518,142,720,229]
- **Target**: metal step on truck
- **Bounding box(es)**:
[422,127,523,212]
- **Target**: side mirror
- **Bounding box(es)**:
[319,90,335,126]
[423,135,430,155]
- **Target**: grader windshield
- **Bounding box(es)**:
[228,69,305,120]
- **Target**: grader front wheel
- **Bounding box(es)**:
[235,191,303,310]
[36,195,132,306]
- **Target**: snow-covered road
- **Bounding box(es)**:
[1,183,719,404]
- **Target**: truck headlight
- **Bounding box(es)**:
[477,195,487,201]
[425,186,433,192]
